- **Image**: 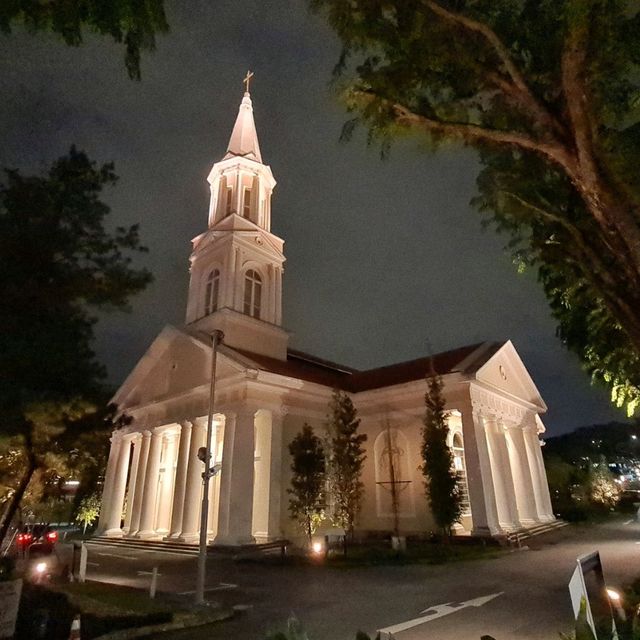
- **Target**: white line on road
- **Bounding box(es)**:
[178,583,238,595]
[624,519,634,525]
[378,592,503,638]
[87,561,100,567]
[96,552,139,561]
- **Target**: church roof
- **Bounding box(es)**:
[224,92,262,163]
[229,342,502,392]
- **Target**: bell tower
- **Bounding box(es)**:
[185,75,288,360]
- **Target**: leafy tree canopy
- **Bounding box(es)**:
[0,0,168,79]
[313,0,640,416]
[0,146,151,427]
[0,148,151,544]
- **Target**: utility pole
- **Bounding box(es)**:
[195,329,224,606]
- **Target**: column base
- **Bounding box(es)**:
[135,530,161,540]
[175,533,199,544]
[471,525,503,537]
[517,518,539,528]
[102,528,124,538]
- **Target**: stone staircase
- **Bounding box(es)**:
[503,519,569,546]
[87,535,290,558]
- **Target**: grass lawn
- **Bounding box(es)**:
[15,580,231,639]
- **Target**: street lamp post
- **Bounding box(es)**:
[195,329,224,606]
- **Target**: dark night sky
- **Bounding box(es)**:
[0,1,626,435]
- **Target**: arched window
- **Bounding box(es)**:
[204,269,220,316]
[243,269,262,318]
[451,432,471,515]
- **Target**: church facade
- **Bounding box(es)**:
[97,86,555,546]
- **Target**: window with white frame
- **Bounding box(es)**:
[204,268,220,315]
[243,269,262,318]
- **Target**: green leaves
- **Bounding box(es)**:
[0,0,169,80]
[326,390,367,535]
[288,424,326,543]
[421,371,463,535]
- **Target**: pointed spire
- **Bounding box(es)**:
[224,73,262,163]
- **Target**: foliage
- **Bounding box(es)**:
[588,463,622,510]
[76,492,102,534]
[313,0,640,416]
[421,372,462,536]
[326,390,367,537]
[0,148,151,545]
[288,424,326,546]
[0,0,168,79]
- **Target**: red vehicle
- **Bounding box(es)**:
[16,524,58,554]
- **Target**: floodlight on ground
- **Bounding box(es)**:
[312,541,323,554]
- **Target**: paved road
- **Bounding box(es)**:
[80,518,640,640]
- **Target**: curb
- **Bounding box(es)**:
[93,607,235,640]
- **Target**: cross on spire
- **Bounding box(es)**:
[243,70,254,93]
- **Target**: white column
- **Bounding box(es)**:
[485,418,520,531]
[460,400,501,536]
[208,419,223,536]
[97,434,123,534]
[179,418,206,542]
[167,422,191,539]
[103,436,133,537]
[505,423,539,525]
[156,430,179,534]
[137,429,163,538]
[214,410,256,545]
[123,434,142,533]
[523,424,555,521]
[267,410,284,539]
[128,431,151,536]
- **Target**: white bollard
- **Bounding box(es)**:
[78,543,87,584]
[150,566,158,599]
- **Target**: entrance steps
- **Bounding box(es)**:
[87,535,290,558]
[503,519,569,546]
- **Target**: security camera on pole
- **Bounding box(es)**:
[195,329,224,606]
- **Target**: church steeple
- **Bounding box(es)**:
[224,91,262,163]
[184,75,288,360]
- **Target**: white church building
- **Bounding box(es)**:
[97,84,555,546]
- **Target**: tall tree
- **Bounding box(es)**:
[0,0,168,79]
[326,390,367,538]
[288,424,326,547]
[421,372,462,538]
[312,0,640,416]
[0,147,151,545]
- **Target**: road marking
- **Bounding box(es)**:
[96,552,138,561]
[624,519,634,525]
[87,561,99,567]
[378,592,503,637]
[177,583,238,595]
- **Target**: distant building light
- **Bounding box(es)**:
[64,480,80,487]
[632,435,638,440]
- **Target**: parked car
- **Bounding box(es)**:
[16,524,58,555]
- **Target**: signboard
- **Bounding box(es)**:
[0,578,22,639]
[569,551,618,640]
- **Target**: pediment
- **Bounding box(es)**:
[474,340,547,411]
[112,325,247,410]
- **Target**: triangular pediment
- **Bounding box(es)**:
[112,325,248,410]
[474,340,547,411]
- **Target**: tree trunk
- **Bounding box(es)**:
[0,452,37,548]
